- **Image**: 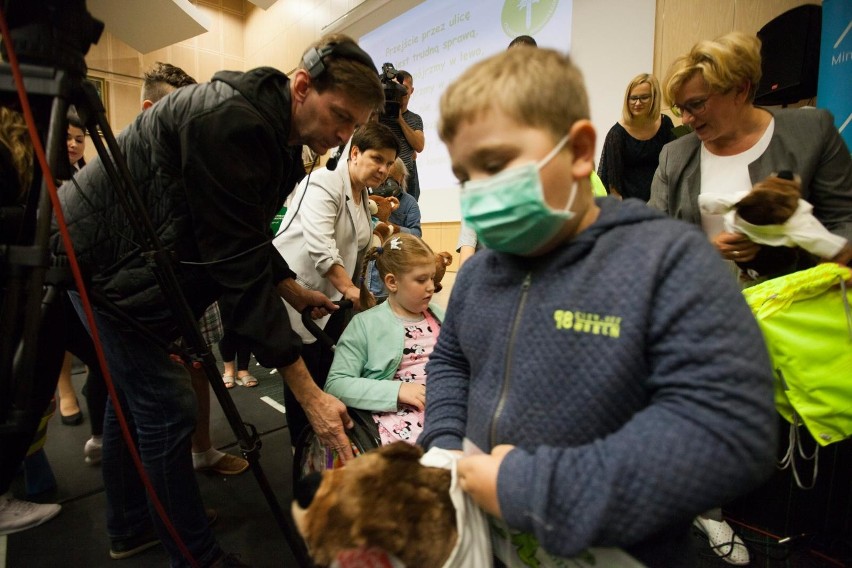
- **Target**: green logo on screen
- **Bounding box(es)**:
[502,0,559,37]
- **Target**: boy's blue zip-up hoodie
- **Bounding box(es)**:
[420,197,777,565]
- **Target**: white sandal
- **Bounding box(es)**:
[222,374,236,389]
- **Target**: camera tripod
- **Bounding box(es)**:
[0,3,312,566]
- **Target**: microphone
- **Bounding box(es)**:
[326,144,346,170]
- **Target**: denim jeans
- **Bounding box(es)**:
[70,292,222,567]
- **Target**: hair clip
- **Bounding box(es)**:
[390,237,402,250]
[376,246,383,254]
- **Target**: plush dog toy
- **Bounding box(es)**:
[292,442,491,568]
[291,442,644,568]
[368,194,401,248]
[434,252,453,293]
[698,171,851,278]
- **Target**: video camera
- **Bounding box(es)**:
[379,62,407,119]
[372,177,402,198]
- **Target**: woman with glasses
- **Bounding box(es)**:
[597,73,674,201]
[649,32,852,273]
[649,31,852,566]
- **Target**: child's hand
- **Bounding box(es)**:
[457,444,515,518]
[397,382,426,410]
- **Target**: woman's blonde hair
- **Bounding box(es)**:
[622,73,662,124]
[663,31,762,106]
[358,233,435,306]
[0,107,33,203]
[438,47,589,144]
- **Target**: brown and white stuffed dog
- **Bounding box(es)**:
[292,442,491,568]
[699,171,852,278]
[368,195,401,249]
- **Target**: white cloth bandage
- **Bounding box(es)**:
[698,192,848,260]
[419,447,493,568]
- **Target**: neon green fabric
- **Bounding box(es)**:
[743,264,852,446]
[590,172,607,198]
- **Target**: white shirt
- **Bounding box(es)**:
[699,119,775,239]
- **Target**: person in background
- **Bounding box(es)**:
[66,111,86,171]
[141,61,250,475]
[218,328,257,389]
[649,32,852,272]
[420,46,777,567]
[508,34,537,48]
[648,31,852,564]
[274,121,399,448]
[380,69,424,201]
[326,233,442,446]
[598,73,674,201]
[53,34,383,565]
[55,108,87,428]
[366,157,422,302]
[0,106,63,536]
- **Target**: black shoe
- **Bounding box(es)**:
[61,411,84,426]
[109,527,160,560]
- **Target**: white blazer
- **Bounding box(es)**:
[273,156,371,343]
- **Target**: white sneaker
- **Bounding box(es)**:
[693,516,750,565]
[84,436,103,465]
[0,492,61,536]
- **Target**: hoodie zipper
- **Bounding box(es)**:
[489,272,532,449]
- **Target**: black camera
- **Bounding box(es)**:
[372,177,402,198]
[379,62,407,119]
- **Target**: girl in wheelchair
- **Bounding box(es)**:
[324,233,444,446]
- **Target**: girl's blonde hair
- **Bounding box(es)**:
[622,73,662,124]
[358,233,435,306]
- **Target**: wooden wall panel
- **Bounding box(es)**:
[654,0,735,81]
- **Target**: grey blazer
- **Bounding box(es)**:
[649,107,852,242]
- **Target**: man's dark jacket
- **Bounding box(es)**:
[53,68,306,368]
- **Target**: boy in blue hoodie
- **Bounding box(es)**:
[419,47,777,567]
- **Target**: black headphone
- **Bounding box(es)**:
[302,41,377,79]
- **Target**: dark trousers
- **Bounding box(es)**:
[284,308,347,447]
[218,329,251,372]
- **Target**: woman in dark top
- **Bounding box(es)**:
[598,73,674,201]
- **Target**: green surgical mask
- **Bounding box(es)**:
[460,133,576,255]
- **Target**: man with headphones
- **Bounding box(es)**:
[52,34,383,565]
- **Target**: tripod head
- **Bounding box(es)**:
[1,0,103,80]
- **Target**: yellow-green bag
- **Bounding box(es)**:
[743,264,852,447]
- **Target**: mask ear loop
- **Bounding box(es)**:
[561,179,579,214]
[537,133,576,214]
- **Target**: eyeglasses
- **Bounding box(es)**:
[628,94,652,104]
[671,94,713,117]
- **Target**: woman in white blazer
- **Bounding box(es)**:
[273,121,399,444]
